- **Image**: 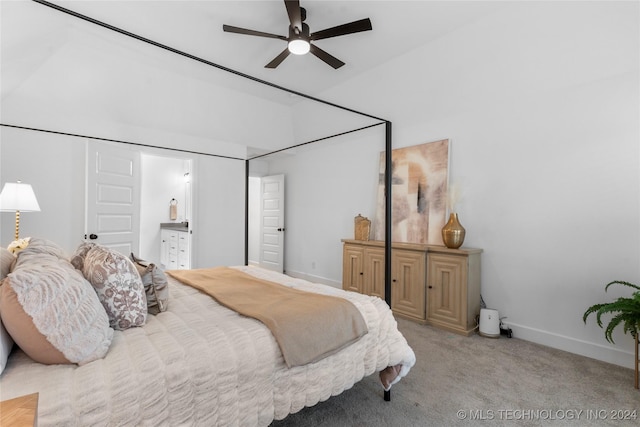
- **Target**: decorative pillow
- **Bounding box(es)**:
[73,243,147,330]
[69,241,94,271]
[130,253,169,315]
[1,247,15,279]
[0,248,16,373]
[0,241,113,365]
[15,237,70,261]
[0,318,13,373]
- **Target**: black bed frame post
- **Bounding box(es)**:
[384,121,392,309]
[384,120,392,402]
[244,159,250,266]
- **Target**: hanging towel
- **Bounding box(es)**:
[169,199,177,220]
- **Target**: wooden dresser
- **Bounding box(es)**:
[342,239,482,335]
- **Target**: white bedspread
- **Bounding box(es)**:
[0,266,416,426]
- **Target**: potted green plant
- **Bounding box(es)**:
[583,280,640,389]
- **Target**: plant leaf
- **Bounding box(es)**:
[605,280,640,292]
[604,315,625,343]
[583,303,608,324]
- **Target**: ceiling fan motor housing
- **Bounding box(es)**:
[289,22,310,40]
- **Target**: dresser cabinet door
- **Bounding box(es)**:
[427,253,467,330]
[160,229,178,270]
[160,230,170,268]
[342,244,364,293]
[391,249,426,321]
[363,247,385,299]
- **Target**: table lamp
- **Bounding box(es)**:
[0,181,41,240]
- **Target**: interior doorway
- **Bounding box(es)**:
[140,153,193,263]
[85,141,141,256]
[248,174,285,273]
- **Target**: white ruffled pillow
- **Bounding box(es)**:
[0,239,113,365]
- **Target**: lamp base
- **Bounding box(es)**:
[14,210,21,241]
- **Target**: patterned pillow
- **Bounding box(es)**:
[72,243,147,330]
[130,253,169,315]
[0,240,113,365]
[69,241,93,271]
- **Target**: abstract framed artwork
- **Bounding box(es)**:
[373,139,449,245]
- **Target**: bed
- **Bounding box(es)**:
[0,3,410,423]
[0,239,415,426]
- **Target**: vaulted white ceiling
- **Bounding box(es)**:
[1,1,506,156]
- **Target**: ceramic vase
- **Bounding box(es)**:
[441,213,465,249]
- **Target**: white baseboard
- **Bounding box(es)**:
[506,322,635,370]
[284,269,341,289]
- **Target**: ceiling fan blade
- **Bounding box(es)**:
[309,44,345,69]
[284,0,302,31]
[265,48,291,68]
[310,18,372,41]
[223,24,287,41]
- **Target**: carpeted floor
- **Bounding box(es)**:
[270,318,639,426]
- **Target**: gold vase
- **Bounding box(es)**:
[441,213,466,249]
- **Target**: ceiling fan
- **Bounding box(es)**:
[222,0,372,69]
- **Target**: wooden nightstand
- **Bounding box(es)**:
[0,392,38,426]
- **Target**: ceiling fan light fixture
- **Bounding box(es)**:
[288,38,310,55]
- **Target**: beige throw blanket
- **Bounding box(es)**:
[167,267,368,367]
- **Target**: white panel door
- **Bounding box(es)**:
[260,174,285,273]
[86,141,140,257]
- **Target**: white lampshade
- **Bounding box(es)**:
[0,182,41,212]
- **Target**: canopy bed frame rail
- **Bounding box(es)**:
[5,0,396,403]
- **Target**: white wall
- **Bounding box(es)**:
[269,1,640,368]
[191,154,246,268]
[248,176,260,265]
